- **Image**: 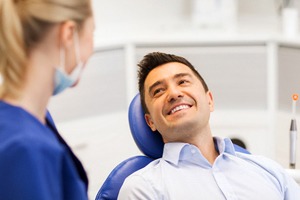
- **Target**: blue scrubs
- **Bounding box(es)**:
[0,101,88,200]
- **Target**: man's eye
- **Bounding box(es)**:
[153,88,164,96]
[179,80,188,85]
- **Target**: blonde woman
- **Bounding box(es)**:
[0,0,94,199]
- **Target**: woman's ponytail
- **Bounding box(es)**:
[0,0,27,98]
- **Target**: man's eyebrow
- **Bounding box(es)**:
[147,73,192,95]
[174,72,192,79]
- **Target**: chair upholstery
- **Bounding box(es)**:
[95,156,153,200]
[128,94,164,159]
[95,93,250,200]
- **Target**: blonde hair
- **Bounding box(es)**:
[0,0,92,98]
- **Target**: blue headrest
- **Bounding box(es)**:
[128,94,164,159]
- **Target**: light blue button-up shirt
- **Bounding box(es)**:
[118,137,300,200]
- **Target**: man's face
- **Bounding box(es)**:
[144,62,214,143]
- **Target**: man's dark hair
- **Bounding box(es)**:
[138,52,209,113]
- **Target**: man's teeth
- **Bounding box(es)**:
[170,105,189,114]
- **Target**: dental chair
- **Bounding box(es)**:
[95,93,250,200]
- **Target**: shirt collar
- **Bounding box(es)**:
[214,137,236,155]
[162,137,237,166]
[162,142,188,165]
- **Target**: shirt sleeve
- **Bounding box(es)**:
[0,139,63,200]
[283,171,300,199]
[118,174,159,200]
[238,153,300,199]
[258,156,300,199]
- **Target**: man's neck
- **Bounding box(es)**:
[189,130,219,165]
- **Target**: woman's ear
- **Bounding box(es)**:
[59,20,76,49]
[145,113,157,131]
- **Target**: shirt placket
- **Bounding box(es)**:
[212,155,238,200]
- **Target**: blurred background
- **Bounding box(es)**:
[48,0,300,198]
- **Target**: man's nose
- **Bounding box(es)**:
[166,85,183,103]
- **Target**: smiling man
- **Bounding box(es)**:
[118,52,300,200]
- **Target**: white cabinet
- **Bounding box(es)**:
[135,45,268,111]
[276,44,300,167]
[278,45,300,112]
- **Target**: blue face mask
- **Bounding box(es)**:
[53,69,76,95]
[53,31,84,96]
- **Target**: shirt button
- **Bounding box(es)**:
[191,149,196,154]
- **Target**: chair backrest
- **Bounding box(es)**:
[128,94,164,159]
[95,156,153,200]
[95,93,250,200]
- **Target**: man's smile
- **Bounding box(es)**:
[168,104,191,115]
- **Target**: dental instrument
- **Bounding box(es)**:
[290,94,298,169]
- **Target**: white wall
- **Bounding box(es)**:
[92,0,188,41]
[92,0,284,43]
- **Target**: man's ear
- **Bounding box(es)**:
[145,113,157,131]
[207,91,214,112]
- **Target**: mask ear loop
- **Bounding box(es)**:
[59,46,66,72]
[73,30,81,64]
[68,29,84,81]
